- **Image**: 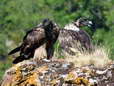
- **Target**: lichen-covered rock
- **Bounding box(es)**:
[0,59,73,86]
[1,58,114,86]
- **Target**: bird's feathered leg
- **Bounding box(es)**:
[46,35,58,59]
[46,45,54,60]
[46,25,60,59]
[8,46,21,55]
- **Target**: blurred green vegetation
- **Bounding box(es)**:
[0,58,12,80]
[0,0,114,79]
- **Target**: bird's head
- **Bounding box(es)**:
[74,18,93,27]
[42,18,54,30]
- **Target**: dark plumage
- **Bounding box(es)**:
[58,18,93,55]
[8,19,59,64]
[45,22,60,59]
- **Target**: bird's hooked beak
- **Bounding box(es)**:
[81,20,93,27]
[74,18,93,27]
[87,21,93,27]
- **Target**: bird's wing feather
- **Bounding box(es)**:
[26,28,46,45]
[8,46,21,55]
[12,56,24,64]
[20,28,46,57]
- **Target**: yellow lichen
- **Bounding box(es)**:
[65,72,89,85]
[25,72,41,86]
[75,77,89,85]
[50,79,59,86]
[13,67,22,82]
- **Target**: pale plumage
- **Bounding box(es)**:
[58,18,93,55]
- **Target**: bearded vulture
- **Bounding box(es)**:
[8,19,59,64]
[58,18,93,55]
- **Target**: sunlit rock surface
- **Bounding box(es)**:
[1,58,114,86]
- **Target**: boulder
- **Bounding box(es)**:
[1,58,114,86]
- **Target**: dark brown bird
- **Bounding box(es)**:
[8,19,59,64]
[58,18,93,55]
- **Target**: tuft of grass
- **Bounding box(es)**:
[64,46,112,67]
[54,41,64,59]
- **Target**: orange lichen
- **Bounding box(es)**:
[65,72,89,85]
[74,77,89,85]
[25,72,41,86]
[13,67,22,81]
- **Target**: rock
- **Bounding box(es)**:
[1,58,114,86]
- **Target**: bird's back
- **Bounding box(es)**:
[58,28,92,55]
[25,28,46,45]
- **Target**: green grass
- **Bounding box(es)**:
[0,58,12,80]
[54,41,65,59]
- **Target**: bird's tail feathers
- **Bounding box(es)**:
[8,46,21,55]
[12,56,24,64]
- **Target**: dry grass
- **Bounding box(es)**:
[64,46,112,67]
[33,43,112,68]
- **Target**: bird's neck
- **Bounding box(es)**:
[64,23,80,32]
